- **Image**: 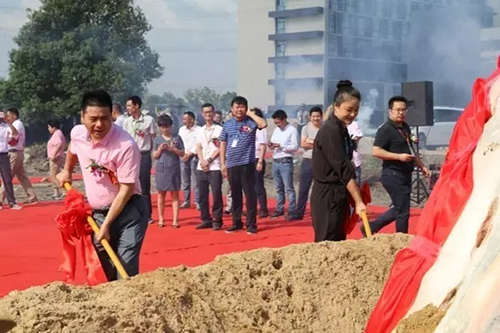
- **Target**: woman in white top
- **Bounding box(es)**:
[252,108,269,217]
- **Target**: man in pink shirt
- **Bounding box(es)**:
[57,90,148,281]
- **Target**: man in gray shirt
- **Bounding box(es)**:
[296,106,323,220]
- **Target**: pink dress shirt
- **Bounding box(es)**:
[47,129,66,159]
[70,124,142,209]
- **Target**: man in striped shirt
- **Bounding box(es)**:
[220,96,267,234]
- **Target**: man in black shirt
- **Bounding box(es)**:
[368,96,430,234]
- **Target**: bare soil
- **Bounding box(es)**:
[395,305,446,333]
[0,234,411,333]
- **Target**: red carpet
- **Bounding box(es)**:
[0,197,421,297]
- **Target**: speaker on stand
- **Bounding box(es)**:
[401,81,434,204]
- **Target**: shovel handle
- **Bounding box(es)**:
[63,183,130,280]
[360,210,373,238]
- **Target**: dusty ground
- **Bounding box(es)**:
[18,140,445,209]
[395,305,446,333]
[0,234,411,333]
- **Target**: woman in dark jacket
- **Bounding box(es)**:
[311,80,366,242]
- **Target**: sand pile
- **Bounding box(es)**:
[0,234,410,333]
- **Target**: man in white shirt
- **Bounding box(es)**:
[194,103,223,230]
[0,108,38,204]
[178,111,200,210]
[123,96,157,222]
[112,103,127,128]
[253,108,269,218]
[0,111,22,210]
[348,120,363,184]
[269,110,299,220]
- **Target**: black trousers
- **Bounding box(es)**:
[92,195,149,281]
[228,163,257,229]
[369,169,412,233]
[139,151,152,220]
[196,170,223,227]
[296,158,313,219]
[255,159,268,214]
[311,182,348,242]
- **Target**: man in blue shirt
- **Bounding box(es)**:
[220,96,267,234]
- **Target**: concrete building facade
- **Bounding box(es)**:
[237,0,494,116]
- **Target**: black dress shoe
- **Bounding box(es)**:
[258,211,269,218]
[196,222,213,230]
[286,214,300,221]
[270,211,285,219]
[225,225,243,233]
[213,224,222,231]
[246,227,257,235]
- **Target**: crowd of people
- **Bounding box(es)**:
[0,79,431,280]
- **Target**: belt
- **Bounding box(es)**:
[92,194,141,216]
[273,157,293,163]
[140,151,151,154]
[0,152,7,155]
[8,149,19,153]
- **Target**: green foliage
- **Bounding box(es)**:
[5,0,163,125]
[145,88,236,115]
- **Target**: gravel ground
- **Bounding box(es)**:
[15,141,446,209]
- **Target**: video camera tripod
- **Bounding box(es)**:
[410,127,430,204]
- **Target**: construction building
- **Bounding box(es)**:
[237,0,494,118]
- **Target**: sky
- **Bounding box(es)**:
[0,0,238,96]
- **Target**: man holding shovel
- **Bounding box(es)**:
[57,90,148,281]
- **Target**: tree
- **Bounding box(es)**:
[6,0,163,125]
[183,87,236,112]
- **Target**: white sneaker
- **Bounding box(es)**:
[10,204,23,210]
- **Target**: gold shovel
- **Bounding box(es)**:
[361,210,373,238]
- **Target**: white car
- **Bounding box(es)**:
[413,106,464,149]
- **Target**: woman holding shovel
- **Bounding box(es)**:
[57,90,148,281]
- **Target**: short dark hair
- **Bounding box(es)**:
[231,96,248,107]
[82,90,113,113]
[309,106,323,116]
[113,103,124,115]
[272,109,287,120]
[183,111,195,120]
[215,110,223,116]
[333,80,361,106]
[202,103,214,110]
[157,114,173,127]
[47,120,60,129]
[6,107,20,118]
[251,107,264,118]
[388,96,408,109]
[127,96,142,108]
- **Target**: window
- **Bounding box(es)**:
[276,0,286,10]
[364,17,373,38]
[337,0,347,11]
[333,12,344,34]
[350,15,359,36]
[276,41,286,57]
[382,1,391,18]
[379,19,388,39]
[434,109,463,122]
[276,18,286,34]
[396,1,407,20]
[393,21,402,41]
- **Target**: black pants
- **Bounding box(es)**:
[92,195,149,281]
[228,163,257,229]
[196,170,223,227]
[369,169,412,233]
[311,182,348,242]
[139,151,152,220]
[255,159,268,214]
[296,158,313,219]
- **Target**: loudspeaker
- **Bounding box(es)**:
[401,81,434,127]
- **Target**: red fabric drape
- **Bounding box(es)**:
[54,188,103,285]
[345,182,372,234]
[365,61,500,333]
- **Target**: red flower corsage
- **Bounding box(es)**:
[212,138,220,147]
[86,159,118,184]
[135,129,146,138]
[239,125,252,133]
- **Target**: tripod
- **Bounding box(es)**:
[410,126,430,204]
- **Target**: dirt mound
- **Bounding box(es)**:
[0,234,410,333]
[396,305,446,333]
